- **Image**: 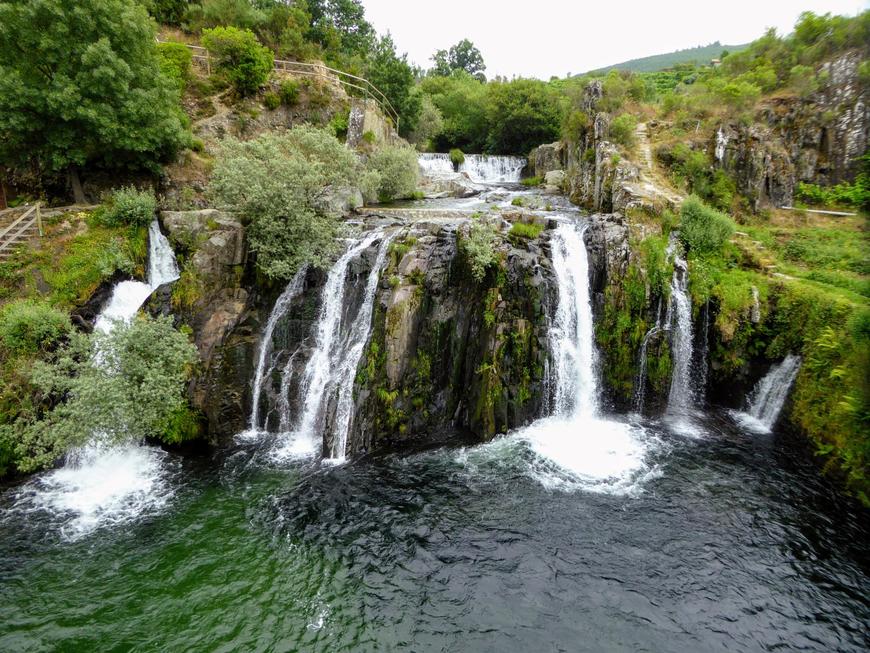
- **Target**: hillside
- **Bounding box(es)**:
[585,41,749,74]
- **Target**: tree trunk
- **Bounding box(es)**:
[68,166,87,205]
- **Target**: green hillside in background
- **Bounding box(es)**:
[585,41,750,74]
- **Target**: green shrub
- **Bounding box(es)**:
[365,145,420,202]
[157,42,192,90]
[608,113,637,148]
[99,187,157,228]
[508,222,544,241]
[208,127,362,280]
[795,179,870,210]
[460,217,499,282]
[201,26,273,96]
[362,130,376,145]
[0,300,71,356]
[520,176,543,187]
[511,197,525,207]
[678,195,735,255]
[449,148,465,167]
[9,315,199,472]
[190,137,205,153]
[278,79,300,106]
[330,113,349,140]
[263,91,281,110]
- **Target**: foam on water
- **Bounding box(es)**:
[14,444,176,540]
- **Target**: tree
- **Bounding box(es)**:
[201,26,274,96]
[431,38,486,81]
[365,145,419,201]
[208,127,364,280]
[306,0,375,57]
[6,315,198,473]
[366,34,421,136]
[485,79,564,154]
[0,0,189,202]
[409,95,444,148]
[420,71,489,152]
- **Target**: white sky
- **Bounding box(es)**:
[361,0,869,79]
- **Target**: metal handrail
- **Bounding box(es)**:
[161,40,400,131]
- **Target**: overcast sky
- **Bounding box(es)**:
[361,0,869,79]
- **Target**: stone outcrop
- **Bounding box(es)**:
[417,171,484,198]
[348,219,557,454]
[713,52,869,209]
[529,142,565,177]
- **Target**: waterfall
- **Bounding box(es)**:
[418,153,455,175]
[249,266,308,432]
[734,355,802,433]
[285,231,394,461]
[665,246,696,416]
[510,219,655,495]
[417,153,527,183]
[695,300,710,398]
[461,155,526,183]
[715,126,728,163]
[549,223,598,417]
[26,218,181,537]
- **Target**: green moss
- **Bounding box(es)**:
[508,222,544,242]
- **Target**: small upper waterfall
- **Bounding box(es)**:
[549,223,598,417]
[249,266,308,431]
[715,126,728,163]
[733,355,802,433]
[148,219,180,288]
[417,153,526,183]
[665,244,696,417]
[418,153,454,175]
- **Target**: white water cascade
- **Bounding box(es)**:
[510,222,657,495]
[418,153,526,183]
[23,219,180,538]
[732,355,802,433]
[715,126,728,163]
[665,246,696,418]
[248,266,308,431]
[273,231,394,461]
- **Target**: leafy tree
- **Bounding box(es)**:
[0,301,71,356]
[0,0,189,202]
[306,0,375,57]
[365,145,419,201]
[157,41,193,90]
[186,0,267,32]
[208,127,363,280]
[141,0,189,25]
[608,113,637,148]
[6,315,198,473]
[432,39,486,81]
[420,71,489,152]
[201,26,274,96]
[485,79,564,154]
[366,34,421,136]
[409,95,444,148]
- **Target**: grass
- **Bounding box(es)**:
[0,211,147,309]
[508,222,544,242]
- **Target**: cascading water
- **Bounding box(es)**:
[417,153,526,183]
[732,355,802,433]
[22,219,180,538]
[272,231,394,460]
[665,244,696,418]
[549,223,598,417]
[248,266,308,432]
[510,221,657,495]
[715,126,728,163]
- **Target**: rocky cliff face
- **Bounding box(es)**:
[349,218,557,454]
[713,52,869,210]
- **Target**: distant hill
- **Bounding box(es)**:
[584,41,750,74]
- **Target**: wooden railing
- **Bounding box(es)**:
[0,202,41,259]
[162,41,400,132]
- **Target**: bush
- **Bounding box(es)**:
[263,91,281,110]
[520,176,543,187]
[608,113,637,148]
[678,195,735,255]
[99,187,157,228]
[278,79,300,106]
[208,127,362,280]
[10,315,199,472]
[449,148,465,167]
[0,300,71,356]
[461,216,500,282]
[201,26,273,96]
[365,145,419,202]
[157,42,192,90]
